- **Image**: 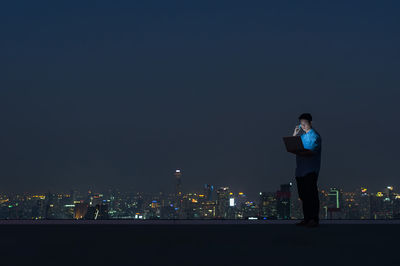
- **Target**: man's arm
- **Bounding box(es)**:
[298,134,321,156]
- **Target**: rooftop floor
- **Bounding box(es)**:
[1,219,399,265]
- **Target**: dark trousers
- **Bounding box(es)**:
[295,171,320,222]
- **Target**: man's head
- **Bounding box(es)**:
[298,113,312,131]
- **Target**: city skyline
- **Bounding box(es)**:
[1,180,398,220]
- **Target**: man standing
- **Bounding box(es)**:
[292,113,322,228]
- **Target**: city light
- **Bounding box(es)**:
[229,198,235,207]
[0,184,398,220]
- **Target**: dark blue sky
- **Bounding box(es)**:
[1,1,399,198]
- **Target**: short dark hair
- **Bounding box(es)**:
[298,113,312,122]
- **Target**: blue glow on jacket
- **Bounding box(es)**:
[295,128,322,177]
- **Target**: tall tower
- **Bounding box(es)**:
[359,187,370,219]
[174,169,182,196]
[204,184,214,201]
[174,169,183,218]
[327,187,341,219]
[276,183,292,219]
[216,187,230,219]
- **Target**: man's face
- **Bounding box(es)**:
[300,119,311,131]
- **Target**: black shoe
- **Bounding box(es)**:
[305,219,319,228]
[295,220,309,226]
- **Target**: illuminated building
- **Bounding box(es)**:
[276,183,292,220]
[259,192,277,219]
[342,191,359,219]
[359,187,371,219]
[203,184,214,201]
[216,187,230,219]
[371,186,395,219]
[174,169,182,196]
[326,188,343,219]
[174,169,183,217]
[242,201,258,218]
[84,204,109,220]
[74,202,88,219]
[200,200,216,219]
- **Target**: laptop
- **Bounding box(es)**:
[282,136,310,154]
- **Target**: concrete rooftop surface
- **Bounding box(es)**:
[0,219,399,265]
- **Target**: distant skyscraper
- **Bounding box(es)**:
[174,169,183,218]
[359,187,371,219]
[370,191,387,219]
[259,192,277,219]
[174,169,182,196]
[370,186,394,219]
[200,200,216,219]
[236,192,247,209]
[276,183,292,219]
[227,192,236,219]
[327,187,342,219]
[204,184,214,201]
[45,191,57,219]
[242,200,258,218]
[342,190,359,219]
[216,187,230,219]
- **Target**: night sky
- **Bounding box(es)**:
[1,1,399,198]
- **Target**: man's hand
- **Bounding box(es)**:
[293,126,301,136]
